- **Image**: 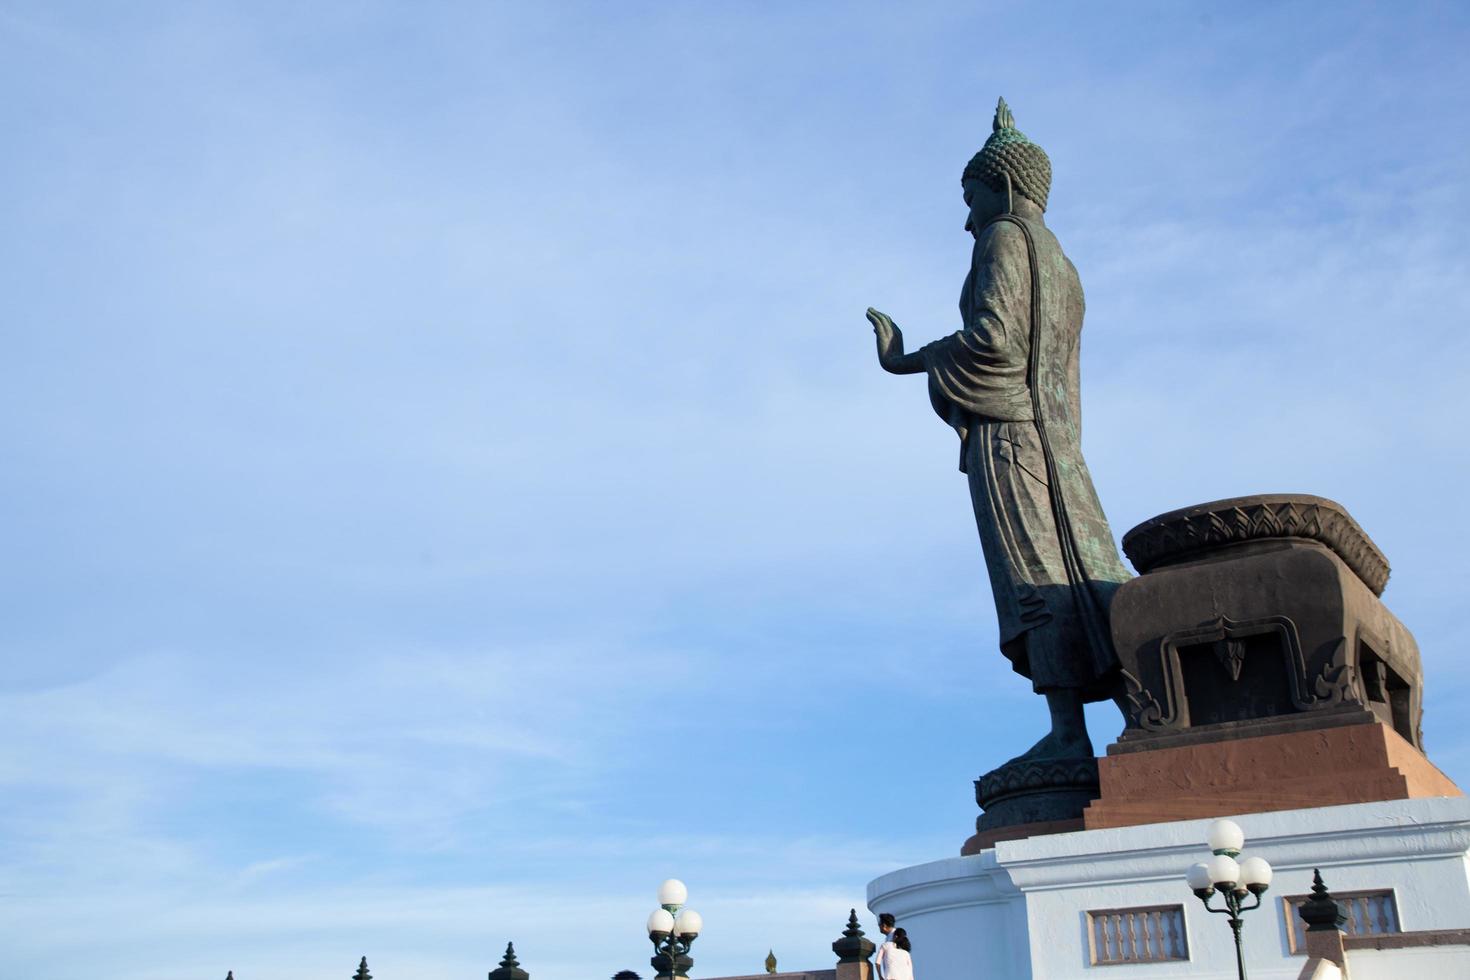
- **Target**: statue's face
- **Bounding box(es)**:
[962,177,1003,238]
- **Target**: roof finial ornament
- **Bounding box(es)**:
[489,941,531,980]
[1299,868,1349,932]
[832,908,876,963]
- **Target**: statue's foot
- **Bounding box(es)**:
[1002,728,1095,768]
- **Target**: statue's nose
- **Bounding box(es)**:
[964,216,973,233]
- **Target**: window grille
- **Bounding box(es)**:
[1283,889,1399,954]
[1086,905,1189,965]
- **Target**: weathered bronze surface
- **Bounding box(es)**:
[866,99,1131,769]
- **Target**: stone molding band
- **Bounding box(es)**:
[1121,494,1390,596]
[975,757,1100,809]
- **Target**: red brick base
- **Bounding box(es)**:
[1082,720,1461,831]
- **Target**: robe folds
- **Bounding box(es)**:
[920,217,1131,699]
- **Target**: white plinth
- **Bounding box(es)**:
[868,797,1470,979]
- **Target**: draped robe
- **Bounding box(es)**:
[920,216,1130,698]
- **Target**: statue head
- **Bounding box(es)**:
[961,98,1052,215]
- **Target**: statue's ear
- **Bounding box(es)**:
[1003,172,1014,215]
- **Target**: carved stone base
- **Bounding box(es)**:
[962,756,1099,854]
[1113,494,1425,751]
[1082,719,1461,831]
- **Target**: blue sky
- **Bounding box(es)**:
[2,2,1469,978]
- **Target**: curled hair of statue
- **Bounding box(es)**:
[961,96,1052,212]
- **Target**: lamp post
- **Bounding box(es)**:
[1185,819,1273,980]
[646,878,703,980]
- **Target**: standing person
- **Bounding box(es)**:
[874,926,913,980]
[874,914,895,980]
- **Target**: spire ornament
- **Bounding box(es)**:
[1298,869,1349,933]
[489,942,531,980]
[832,909,875,964]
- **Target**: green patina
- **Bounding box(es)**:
[866,98,1130,766]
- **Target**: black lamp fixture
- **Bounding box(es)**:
[646,879,703,980]
[1185,819,1274,980]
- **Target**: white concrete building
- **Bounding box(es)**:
[868,797,1470,979]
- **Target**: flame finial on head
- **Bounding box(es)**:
[993,97,1015,133]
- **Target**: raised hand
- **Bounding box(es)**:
[867,307,904,366]
[867,307,924,374]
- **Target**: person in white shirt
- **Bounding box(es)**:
[874,924,914,980]
[874,912,895,974]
